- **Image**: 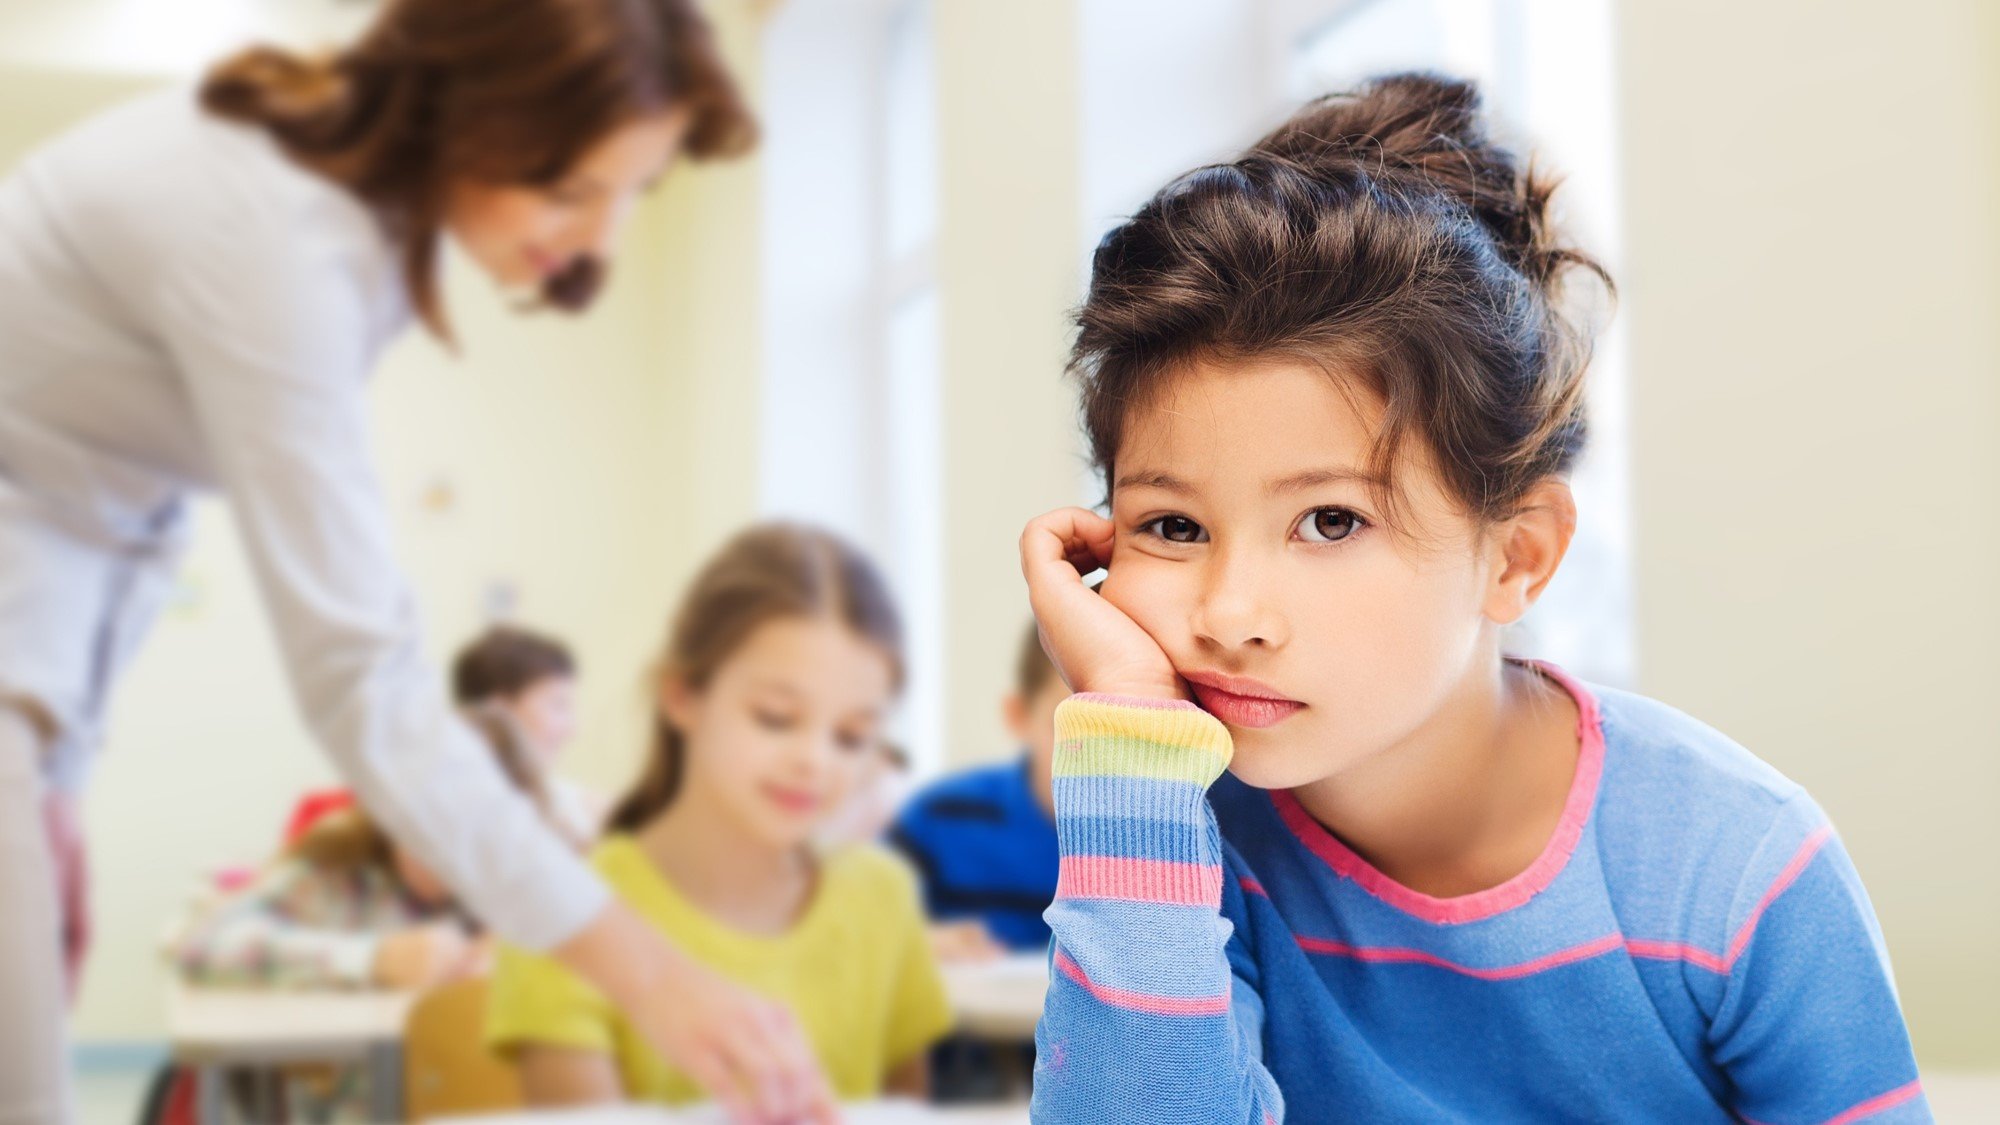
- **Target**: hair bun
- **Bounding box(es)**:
[1251,71,1591,295]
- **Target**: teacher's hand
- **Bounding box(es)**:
[40,790,88,1004]
[558,901,840,1124]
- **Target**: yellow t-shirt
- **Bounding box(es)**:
[485,836,953,1103]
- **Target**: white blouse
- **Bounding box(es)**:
[0,87,605,951]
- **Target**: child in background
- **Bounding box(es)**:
[453,624,602,840]
[1023,74,1926,1123]
[889,622,1064,960]
[165,707,571,1120]
[170,707,571,990]
[486,523,952,1108]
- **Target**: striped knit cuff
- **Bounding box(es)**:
[1054,694,1233,785]
[1051,695,1233,906]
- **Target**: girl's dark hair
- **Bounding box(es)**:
[606,523,905,834]
[199,0,757,337]
[452,625,575,705]
[1074,72,1611,526]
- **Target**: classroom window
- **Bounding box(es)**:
[760,0,946,771]
[878,0,944,775]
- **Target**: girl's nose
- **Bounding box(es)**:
[1191,548,1289,652]
[793,734,840,778]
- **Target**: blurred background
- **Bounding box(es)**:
[2,0,1995,1112]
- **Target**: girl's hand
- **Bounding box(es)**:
[558,901,840,1125]
[928,921,1005,964]
[1020,507,1185,701]
[372,923,472,990]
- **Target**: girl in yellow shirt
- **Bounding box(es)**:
[487,523,953,1107]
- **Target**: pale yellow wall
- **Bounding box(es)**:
[1618,0,2000,1068]
[0,0,765,1041]
[934,0,1091,768]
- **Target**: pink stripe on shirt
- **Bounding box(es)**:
[1057,855,1224,907]
[1054,950,1231,1017]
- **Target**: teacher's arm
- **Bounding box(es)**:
[148,202,835,1125]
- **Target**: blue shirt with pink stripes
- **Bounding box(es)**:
[1030,666,1928,1124]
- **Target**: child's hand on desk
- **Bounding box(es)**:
[371,923,472,990]
[929,921,1005,964]
[1021,507,1185,701]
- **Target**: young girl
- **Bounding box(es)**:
[486,523,953,1108]
[166,707,569,1119]
[453,624,603,839]
[171,707,572,990]
[1021,74,1926,1123]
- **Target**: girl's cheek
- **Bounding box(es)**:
[823,755,866,808]
[1102,557,1187,645]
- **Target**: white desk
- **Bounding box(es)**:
[442,1101,1029,1124]
[162,955,1048,1124]
[939,954,1049,1041]
[165,984,414,1124]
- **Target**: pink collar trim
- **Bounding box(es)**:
[1270,660,1606,926]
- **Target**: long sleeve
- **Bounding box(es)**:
[144,174,607,952]
[1030,695,1283,1124]
[1709,797,1930,1123]
[168,861,393,989]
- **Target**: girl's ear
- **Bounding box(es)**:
[657,670,697,732]
[1482,478,1577,626]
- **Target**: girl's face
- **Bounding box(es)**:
[504,674,579,763]
[1101,357,1513,790]
[445,109,691,293]
[663,616,896,851]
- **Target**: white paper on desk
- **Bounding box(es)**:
[675,1103,1025,1124]
[442,1099,1028,1124]
[944,953,1050,982]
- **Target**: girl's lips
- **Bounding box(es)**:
[759,783,820,817]
[1181,671,1306,730]
[524,248,563,280]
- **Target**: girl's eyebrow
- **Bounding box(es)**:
[1268,467,1382,494]
[747,679,804,700]
[1115,467,1381,496]
[1114,469,1193,494]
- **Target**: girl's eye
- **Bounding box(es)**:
[1295,507,1365,544]
[834,730,872,754]
[1142,515,1208,544]
[752,708,797,732]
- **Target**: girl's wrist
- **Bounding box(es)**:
[1079,679,1190,703]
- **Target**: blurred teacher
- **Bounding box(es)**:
[0,3,832,1122]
